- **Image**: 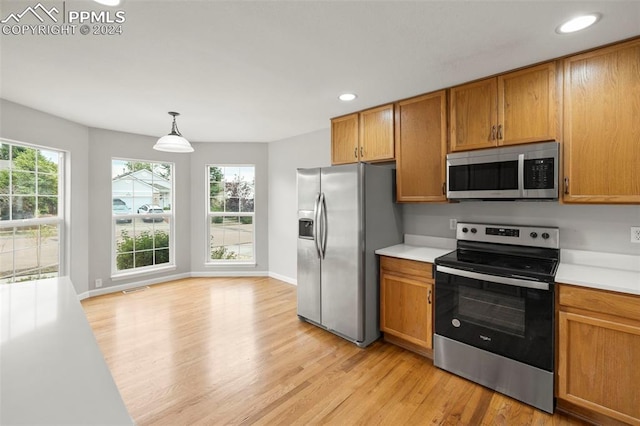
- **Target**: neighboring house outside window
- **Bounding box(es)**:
[111,159,174,276]
[207,165,255,264]
[0,140,64,284]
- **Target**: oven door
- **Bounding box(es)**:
[435,266,554,372]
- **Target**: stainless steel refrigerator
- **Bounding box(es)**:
[296,163,403,347]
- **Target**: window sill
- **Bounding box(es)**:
[111,264,176,281]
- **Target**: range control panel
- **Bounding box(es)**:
[457,222,559,249]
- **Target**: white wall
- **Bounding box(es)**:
[88,128,193,290]
[404,202,640,255]
[267,129,331,283]
[189,142,270,275]
[0,99,91,294]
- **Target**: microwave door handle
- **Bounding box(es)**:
[518,153,525,197]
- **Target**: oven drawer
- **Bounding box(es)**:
[558,284,640,322]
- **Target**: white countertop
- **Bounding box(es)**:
[0,277,133,425]
[376,236,640,296]
[556,249,640,296]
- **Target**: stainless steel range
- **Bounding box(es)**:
[434,222,559,413]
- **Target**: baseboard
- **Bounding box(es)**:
[268,271,296,285]
[80,272,192,300]
[190,270,269,278]
[78,270,295,300]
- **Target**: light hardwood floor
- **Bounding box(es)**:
[82,277,588,425]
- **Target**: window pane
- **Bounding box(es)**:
[0,170,8,194]
[0,252,13,280]
[112,159,174,275]
[12,197,35,220]
[1,141,64,283]
[0,196,9,220]
[240,198,254,213]
[155,249,169,265]
[12,171,36,195]
[210,195,224,212]
[12,147,36,171]
[37,196,58,218]
[208,165,254,263]
[37,172,58,195]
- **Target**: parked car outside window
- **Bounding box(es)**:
[113,203,132,224]
[137,204,165,222]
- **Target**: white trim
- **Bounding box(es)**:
[77,270,293,300]
[79,272,192,300]
[111,264,176,281]
[269,271,296,285]
[190,270,269,278]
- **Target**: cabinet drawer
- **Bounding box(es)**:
[380,256,432,280]
[558,284,640,322]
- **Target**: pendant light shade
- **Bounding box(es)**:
[154,111,194,153]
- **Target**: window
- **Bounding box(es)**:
[207,165,255,263]
[0,140,64,284]
[111,159,174,276]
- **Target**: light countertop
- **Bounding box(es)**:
[0,277,133,425]
[376,235,640,296]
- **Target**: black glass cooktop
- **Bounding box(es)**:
[436,242,559,281]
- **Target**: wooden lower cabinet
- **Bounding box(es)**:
[380,256,433,357]
[557,284,640,425]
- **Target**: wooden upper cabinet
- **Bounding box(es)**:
[563,38,640,204]
[395,91,447,202]
[498,62,558,146]
[449,62,558,152]
[449,77,497,151]
[331,113,359,165]
[359,104,395,162]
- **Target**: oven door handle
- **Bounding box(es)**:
[436,265,550,291]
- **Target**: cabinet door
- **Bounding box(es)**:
[395,91,447,202]
[331,113,359,165]
[563,39,640,203]
[380,270,433,350]
[558,311,640,424]
[449,77,498,152]
[498,62,558,146]
[359,104,394,162]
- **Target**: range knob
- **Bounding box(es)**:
[530,232,538,239]
[462,227,469,233]
[542,232,550,240]
[470,228,477,234]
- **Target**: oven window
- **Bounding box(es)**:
[449,161,518,191]
[457,284,525,337]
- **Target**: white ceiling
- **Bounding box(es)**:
[1,1,639,143]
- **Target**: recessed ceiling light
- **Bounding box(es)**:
[94,0,121,6]
[339,93,357,102]
[557,14,601,34]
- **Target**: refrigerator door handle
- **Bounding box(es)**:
[319,192,327,259]
[313,192,322,259]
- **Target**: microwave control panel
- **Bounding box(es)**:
[524,158,554,189]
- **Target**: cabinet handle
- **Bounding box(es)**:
[564,177,569,195]
[428,289,432,305]
[490,125,497,141]
[497,124,503,140]
[360,146,364,158]
[442,182,446,195]
[354,147,358,159]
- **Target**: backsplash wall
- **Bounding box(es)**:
[403,202,640,255]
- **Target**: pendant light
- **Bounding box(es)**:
[153,111,194,153]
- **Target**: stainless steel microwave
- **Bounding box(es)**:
[446,141,559,200]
